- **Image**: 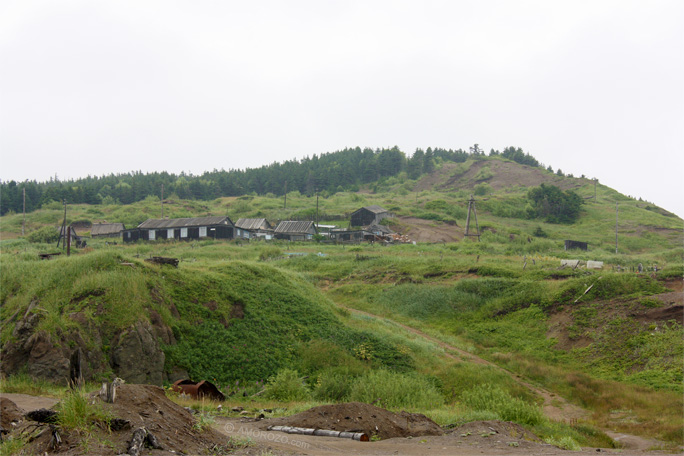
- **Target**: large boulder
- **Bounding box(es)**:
[110,321,165,385]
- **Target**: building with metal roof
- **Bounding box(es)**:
[235,218,274,240]
[123,216,234,242]
[273,221,317,241]
[91,223,125,238]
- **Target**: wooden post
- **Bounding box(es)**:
[67,226,71,256]
[161,184,164,219]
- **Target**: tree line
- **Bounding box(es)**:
[0,145,542,216]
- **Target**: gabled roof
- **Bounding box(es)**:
[353,205,388,214]
[138,216,233,229]
[274,221,316,234]
[91,223,125,236]
[235,218,273,231]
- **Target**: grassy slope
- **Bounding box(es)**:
[1,156,682,445]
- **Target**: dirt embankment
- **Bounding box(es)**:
[1,384,231,455]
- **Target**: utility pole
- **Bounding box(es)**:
[161,184,164,218]
[615,202,618,254]
[464,195,481,241]
[316,189,319,227]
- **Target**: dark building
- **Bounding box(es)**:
[123,216,234,243]
[274,221,317,241]
[91,223,125,238]
[350,205,391,227]
[564,240,588,251]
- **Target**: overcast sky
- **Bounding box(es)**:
[1,1,682,218]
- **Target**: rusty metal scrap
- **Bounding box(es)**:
[171,379,225,401]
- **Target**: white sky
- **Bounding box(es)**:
[1,1,683,218]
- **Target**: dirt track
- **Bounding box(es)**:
[216,417,661,456]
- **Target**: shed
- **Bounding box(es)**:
[235,218,274,240]
[91,223,125,238]
[330,228,367,242]
[350,205,391,227]
[274,221,317,241]
[564,240,588,251]
[123,216,234,243]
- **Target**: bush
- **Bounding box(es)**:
[461,384,544,425]
[26,226,60,244]
[349,369,444,409]
[57,391,112,431]
[314,366,359,401]
[258,246,282,261]
[263,368,310,401]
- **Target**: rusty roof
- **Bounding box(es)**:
[138,216,233,229]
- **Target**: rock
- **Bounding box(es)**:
[111,322,165,385]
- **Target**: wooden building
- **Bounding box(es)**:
[273,221,317,241]
[91,223,125,238]
[123,216,234,243]
[235,218,274,240]
[350,205,391,227]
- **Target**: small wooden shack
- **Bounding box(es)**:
[274,221,317,241]
[123,216,234,243]
[235,218,274,240]
[350,205,390,227]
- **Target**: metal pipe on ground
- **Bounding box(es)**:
[268,425,369,442]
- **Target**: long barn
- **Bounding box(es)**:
[123,216,234,242]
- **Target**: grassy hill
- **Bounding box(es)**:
[1,156,682,446]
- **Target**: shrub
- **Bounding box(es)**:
[349,369,444,409]
[26,226,60,244]
[258,246,282,261]
[313,367,359,401]
[263,368,310,401]
[56,391,112,431]
[461,384,544,425]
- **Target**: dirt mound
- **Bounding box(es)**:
[262,401,444,439]
[16,384,229,455]
[0,397,25,429]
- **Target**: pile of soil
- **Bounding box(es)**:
[262,401,444,439]
[8,384,231,455]
[1,396,25,429]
